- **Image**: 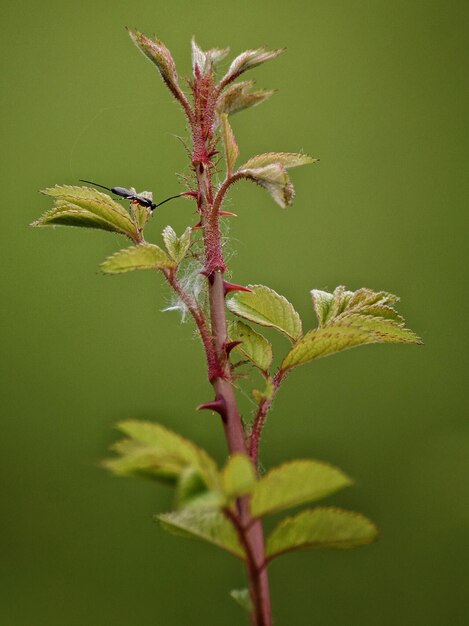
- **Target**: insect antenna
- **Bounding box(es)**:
[153,194,185,209]
[79,179,113,192]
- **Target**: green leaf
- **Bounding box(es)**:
[227,320,273,371]
[33,185,138,240]
[128,30,180,94]
[282,285,421,369]
[250,460,352,517]
[282,315,420,370]
[242,152,318,169]
[104,420,219,489]
[266,507,378,559]
[222,454,257,500]
[221,48,283,85]
[162,225,192,263]
[230,589,252,613]
[220,113,239,176]
[227,285,302,342]
[310,289,335,326]
[239,163,294,208]
[156,509,245,558]
[216,80,275,121]
[100,243,176,274]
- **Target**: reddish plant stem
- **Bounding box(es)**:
[189,83,272,622]
[249,370,287,466]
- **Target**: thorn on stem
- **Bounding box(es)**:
[192,220,203,230]
[223,281,253,296]
[225,340,242,356]
[220,211,238,217]
[197,395,227,420]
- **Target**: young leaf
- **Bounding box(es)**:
[239,163,294,208]
[227,285,302,342]
[100,243,176,274]
[162,225,192,263]
[242,152,318,170]
[128,30,180,95]
[220,114,239,176]
[104,420,219,489]
[250,460,352,517]
[216,80,275,121]
[310,289,335,326]
[156,509,245,558]
[282,286,421,370]
[221,48,284,86]
[266,507,378,559]
[191,37,229,75]
[221,453,257,500]
[227,320,273,371]
[33,185,138,240]
[230,589,252,613]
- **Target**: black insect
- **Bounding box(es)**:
[79,180,182,211]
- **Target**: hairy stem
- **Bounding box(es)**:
[249,370,287,465]
[193,129,272,624]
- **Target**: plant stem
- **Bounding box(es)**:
[194,154,272,625]
[249,370,287,465]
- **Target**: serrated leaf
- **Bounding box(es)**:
[100,243,175,274]
[216,81,275,121]
[156,509,244,558]
[33,185,138,240]
[227,285,302,342]
[250,460,352,517]
[128,30,180,95]
[220,114,239,176]
[242,152,318,169]
[239,163,294,208]
[227,320,273,371]
[266,507,378,559]
[104,420,219,490]
[221,48,283,86]
[222,454,257,500]
[230,589,252,613]
[162,225,192,263]
[283,290,421,370]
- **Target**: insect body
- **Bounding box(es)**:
[79,180,183,211]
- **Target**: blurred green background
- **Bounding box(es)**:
[1,0,467,624]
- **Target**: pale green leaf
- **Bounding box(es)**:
[222,454,257,500]
[128,30,180,93]
[250,460,352,517]
[216,81,275,122]
[230,589,252,613]
[33,185,137,240]
[162,225,192,263]
[100,243,176,274]
[156,509,244,558]
[242,152,318,169]
[239,163,294,208]
[221,48,283,85]
[227,320,273,371]
[104,420,219,489]
[221,114,239,176]
[227,285,302,342]
[282,313,421,370]
[266,507,378,559]
[310,289,335,326]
